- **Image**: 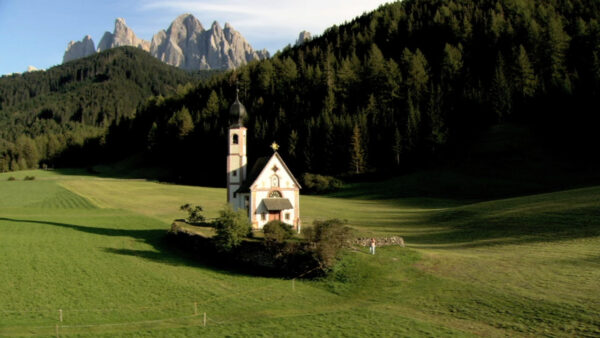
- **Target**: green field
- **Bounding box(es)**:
[0,169,599,337]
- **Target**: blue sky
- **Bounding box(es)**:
[0,0,391,75]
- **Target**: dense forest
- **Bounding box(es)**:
[0,48,215,172]
[2,0,600,184]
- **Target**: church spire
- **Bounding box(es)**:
[229,86,247,127]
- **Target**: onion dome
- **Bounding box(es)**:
[229,88,247,127]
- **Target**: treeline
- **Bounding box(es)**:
[4,0,600,180]
[0,47,209,171]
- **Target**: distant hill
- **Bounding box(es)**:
[0,47,213,172]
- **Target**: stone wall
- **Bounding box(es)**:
[354,236,405,247]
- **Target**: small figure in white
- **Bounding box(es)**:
[369,238,376,255]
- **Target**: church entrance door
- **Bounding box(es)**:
[268,211,281,221]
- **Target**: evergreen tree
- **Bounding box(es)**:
[441,43,463,83]
[202,90,220,120]
[392,128,402,167]
[16,136,39,169]
[491,54,512,120]
[147,122,159,151]
[544,14,570,89]
[350,124,366,174]
[515,45,537,98]
[168,106,194,140]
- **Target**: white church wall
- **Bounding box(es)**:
[228,130,300,230]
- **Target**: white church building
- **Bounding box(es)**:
[226,93,301,230]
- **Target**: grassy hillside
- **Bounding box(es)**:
[0,170,598,336]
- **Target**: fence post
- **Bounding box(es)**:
[194,302,198,316]
[203,312,206,327]
[292,279,295,291]
[55,324,59,338]
[59,309,63,322]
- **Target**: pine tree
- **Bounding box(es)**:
[491,54,512,120]
[515,45,537,98]
[17,136,39,169]
[288,129,298,159]
[147,122,159,151]
[168,106,194,140]
[544,14,570,88]
[202,90,220,120]
[407,49,429,100]
[441,43,463,83]
[350,124,365,174]
[392,128,402,167]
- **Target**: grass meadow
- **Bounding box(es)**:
[0,169,599,336]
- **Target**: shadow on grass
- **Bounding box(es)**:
[51,160,223,187]
[0,217,248,277]
[404,198,600,249]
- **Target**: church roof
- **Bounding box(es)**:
[262,198,293,211]
[229,90,247,127]
[235,152,301,194]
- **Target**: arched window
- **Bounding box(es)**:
[232,134,239,144]
[269,190,282,198]
[271,175,279,187]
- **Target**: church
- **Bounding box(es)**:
[226,92,301,231]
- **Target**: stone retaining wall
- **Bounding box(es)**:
[354,236,405,247]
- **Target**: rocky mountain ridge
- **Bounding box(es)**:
[295,31,312,46]
[97,18,150,52]
[63,35,96,63]
[63,15,269,70]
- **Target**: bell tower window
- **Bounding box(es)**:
[232,134,239,144]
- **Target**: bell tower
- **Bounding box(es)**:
[227,89,247,208]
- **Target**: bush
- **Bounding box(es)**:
[7,177,16,181]
[212,204,251,252]
[24,176,35,181]
[180,203,205,223]
[263,220,294,243]
[301,173,343,194]
[303,218,353,269]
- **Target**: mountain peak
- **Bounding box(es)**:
[295,31,312,46]
[97,17,150,52]
[115,17,127,26]
[211,21,222,31]
[175,13,194,21]
[63,35,96,63]
[25,65,41,72]
[63,14,267,70]
[170,13,204,32]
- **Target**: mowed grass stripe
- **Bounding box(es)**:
[60,179,225,223]
[26,186,98,209]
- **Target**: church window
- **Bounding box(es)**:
[285,213,290,220]
[269,190,282,198]
[261,213,266,221]
[232,134,239,144]
[271,175,279,187]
